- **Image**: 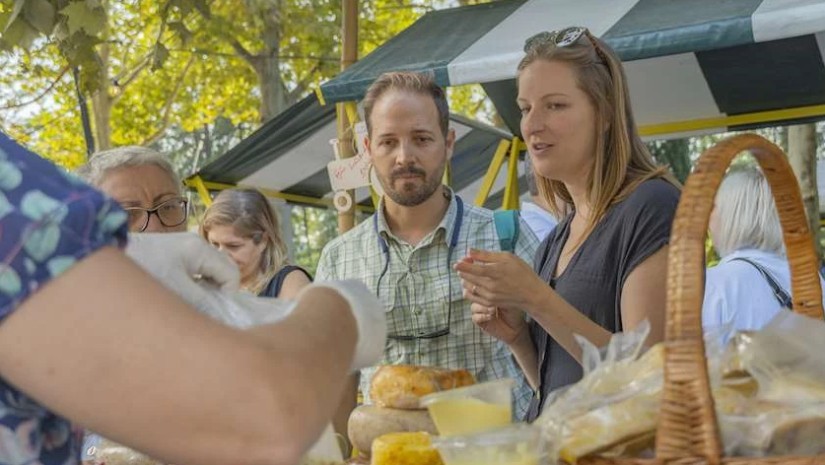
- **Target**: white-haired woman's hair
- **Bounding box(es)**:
[77,145,181,193]
[712,167,783,257]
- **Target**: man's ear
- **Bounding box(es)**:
[364,135,373,159]
[445,128,456,160]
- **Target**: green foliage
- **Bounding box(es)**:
[1,0,489,166]
[449,83,499,127]
[647,138,691,183]
[291,205,340,276]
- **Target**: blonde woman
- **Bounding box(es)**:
[201,188,311,299]
[704,167,825,331]
[454,26,681,420]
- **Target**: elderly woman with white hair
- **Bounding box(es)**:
[703,167,825,331]
[78,146,188,233]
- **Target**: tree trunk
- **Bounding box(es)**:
[91,32,112,151]
[255,0,286,122]
[787,123,821,258]
[776,126,788,153]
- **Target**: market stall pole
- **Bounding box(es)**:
[336,0,359,233]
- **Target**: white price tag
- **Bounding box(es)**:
[327,154,371,191]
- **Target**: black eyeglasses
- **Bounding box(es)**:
[524,26,610,65]
[124,197,188,232]
[377,267,453,341]
[374,197,463,340]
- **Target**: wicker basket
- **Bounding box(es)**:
[579,133,825,465]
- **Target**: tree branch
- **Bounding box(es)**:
[287,61,323,103]
[140,56,196,146]
[116,52,152,85]
[0,66,70,110]
[120,36,138,69]
[229,37,256,65]
[110,53,153,104]
[168,48,338,61]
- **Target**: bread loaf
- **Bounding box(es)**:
[370,365,475,410]
[347,405,437,457]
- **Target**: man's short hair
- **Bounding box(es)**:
[362,71,450,137]
[78,145,182,194]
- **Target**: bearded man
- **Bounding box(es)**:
[316,72,539,438]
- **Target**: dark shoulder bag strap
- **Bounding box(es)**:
[259,265,313,298]
[729,257,792,308]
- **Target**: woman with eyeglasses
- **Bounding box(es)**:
[201,188,312,299]
[78,146,190,233]
[455,26,681,420]
[0,132,387,465]
[77,147,195,463]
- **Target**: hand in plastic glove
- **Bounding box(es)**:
[302,280,387,371]
[124,232,240,312]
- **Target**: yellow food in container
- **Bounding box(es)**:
[420,378,514,436]
[370,431,443,465]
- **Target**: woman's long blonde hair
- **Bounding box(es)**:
[518,30,678,238]
[200,188,289,293]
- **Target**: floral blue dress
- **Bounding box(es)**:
[0,132,128,465]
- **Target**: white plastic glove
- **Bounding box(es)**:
[303,280,387,372]
[124,232,241,312]
[304,423,344,463]
[126,233,298,327]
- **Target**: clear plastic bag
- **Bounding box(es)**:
[300,424,346,465]
[717,311,825,456]
[536,321,661,464]
[741,310,825,402]
[195,284,296,329]
[84,435,161,465]
[535,321,729,464]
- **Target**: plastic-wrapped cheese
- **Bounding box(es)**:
[370,432,443,465]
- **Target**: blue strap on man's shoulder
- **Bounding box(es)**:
[493,209,520,252]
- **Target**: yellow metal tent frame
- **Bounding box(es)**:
[186,101,825,211]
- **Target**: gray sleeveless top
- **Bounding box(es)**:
[525,179,680,421]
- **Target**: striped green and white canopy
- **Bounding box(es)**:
[319,0,825,137]
[189,93,520,209]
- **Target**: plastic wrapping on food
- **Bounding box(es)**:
[84,436,161,465]
[741,311,825,402]
[300,424,345,465]
[535,321,729,464]
[715,311,825,456]
[196,284,296,329]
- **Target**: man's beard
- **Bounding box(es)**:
[381,163,446,207]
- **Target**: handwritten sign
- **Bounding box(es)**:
[327,154,371,191]
[327,122,373,192]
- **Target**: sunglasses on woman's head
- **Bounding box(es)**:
[523,26,610,65]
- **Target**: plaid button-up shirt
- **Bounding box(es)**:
[316,191,540,419]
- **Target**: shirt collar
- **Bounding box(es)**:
[720,248,784,264]
[375,187,459,246]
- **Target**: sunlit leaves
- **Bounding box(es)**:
[59,1,105,36]
[1,0,499,174]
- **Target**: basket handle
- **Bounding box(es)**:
[654,133,824,463]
